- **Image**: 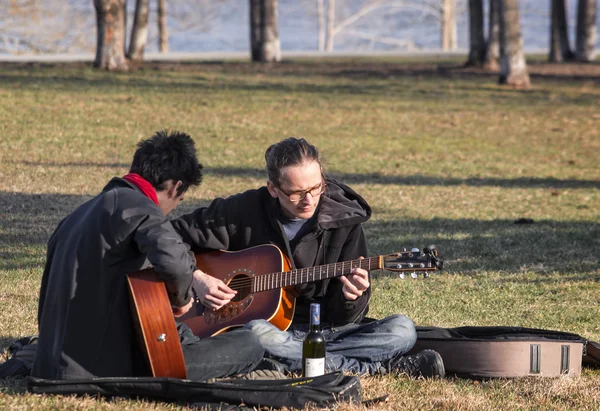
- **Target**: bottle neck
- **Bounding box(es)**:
[309,303,321,331]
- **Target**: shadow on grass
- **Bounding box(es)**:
[0,335,28,395]
[1,191,598,275]
[4,164,599,190]
[0,373,27,394]
[17,160,130,168]
[0,336,23,351]
[366,217,600,275]
[208,167,600,190]
[1,61,598,107]
[8,59,596,81]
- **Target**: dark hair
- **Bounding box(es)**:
[265,137,322,185]
[130,130,203,196]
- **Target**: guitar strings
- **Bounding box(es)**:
[218,257,382,291]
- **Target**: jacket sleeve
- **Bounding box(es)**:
[170,197,239,252]
[323,224,371,324]
[132,211,196,308]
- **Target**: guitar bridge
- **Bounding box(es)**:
[204,296,254,325]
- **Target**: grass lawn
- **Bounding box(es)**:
[0,56,599,410]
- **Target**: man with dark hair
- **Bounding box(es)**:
[172,137,445,379]
[32,130,264,381]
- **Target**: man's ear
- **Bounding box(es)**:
[266,181,278,199]
[169,180,183,198]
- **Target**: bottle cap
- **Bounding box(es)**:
[310,303,320,325]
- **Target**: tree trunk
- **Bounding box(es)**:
[326,0,335,52]
[158,0,168,52]
[485,0,501,70]
[127,0,149,61]
[498,0,530,88]
[123,0,128,54]
[317,0,324,51]
[575,0,597,62]
[249,0,281,62]
[94,0,129,71]
[549,0,573,62]
[466,0,486,66]
[441,0,457,50]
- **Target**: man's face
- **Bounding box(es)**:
[267,160,324,220]
[161,193,184,216]
[157,180,184,216]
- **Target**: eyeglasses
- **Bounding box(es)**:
[275,180,326,202]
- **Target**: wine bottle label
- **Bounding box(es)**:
[304,358,325,377]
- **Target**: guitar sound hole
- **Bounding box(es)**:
[229,273,252,302]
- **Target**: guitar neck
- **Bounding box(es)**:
[253,256,382,292]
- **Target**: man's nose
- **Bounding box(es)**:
[301,193,314,204]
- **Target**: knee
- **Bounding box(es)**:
[244,320,292,345]
[245,319,276,336]
[233,329,265,360]
[382,314,417,344]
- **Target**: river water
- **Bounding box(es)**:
[0,0,598,55]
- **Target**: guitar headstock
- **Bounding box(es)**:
[381,245,443,279]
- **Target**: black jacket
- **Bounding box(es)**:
[32,178,196,379]
[172,178,372,325]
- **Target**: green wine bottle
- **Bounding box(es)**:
[302,303,326,377]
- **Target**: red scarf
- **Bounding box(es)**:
[122,173,159,205]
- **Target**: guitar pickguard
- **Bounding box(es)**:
[204,268,254,325]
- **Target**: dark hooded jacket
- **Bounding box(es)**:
[32,178,196,380]
[171,178,372,325]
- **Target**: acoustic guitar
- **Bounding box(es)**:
[127,244,442,377]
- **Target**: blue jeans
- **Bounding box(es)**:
[178,322,264,381]
[245,314,417,375]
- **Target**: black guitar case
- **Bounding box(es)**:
[409,326,600,378]
[27,371,361,410]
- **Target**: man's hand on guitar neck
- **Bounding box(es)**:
[192,269,237,311]
[339,257,370,301]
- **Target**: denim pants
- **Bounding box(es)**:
[245,314,417,375]
[177,322,264,381]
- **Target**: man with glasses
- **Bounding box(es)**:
[172,137,445,379]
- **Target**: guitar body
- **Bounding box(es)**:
[127,243,440,375]
[182,244,295,339]
[127,269,187,378]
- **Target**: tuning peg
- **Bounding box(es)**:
[423,245,436,254]
[410,272,418,279]
[399,273,406,280]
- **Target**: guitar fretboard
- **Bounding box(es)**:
[252,256,382,292]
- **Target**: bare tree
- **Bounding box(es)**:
[549,0,573,62]
[128,0,150,61]
[316,0,325,51]
[575,0,597,62]
[321,1,463,52]
[158,0,169,52]
[441,0,457,50]
[466,0,486,66]
[94,0,129,71]
[249,0,281,62]
[326,0,336,51]
[485,0,501,70]
[498,0,530,87]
